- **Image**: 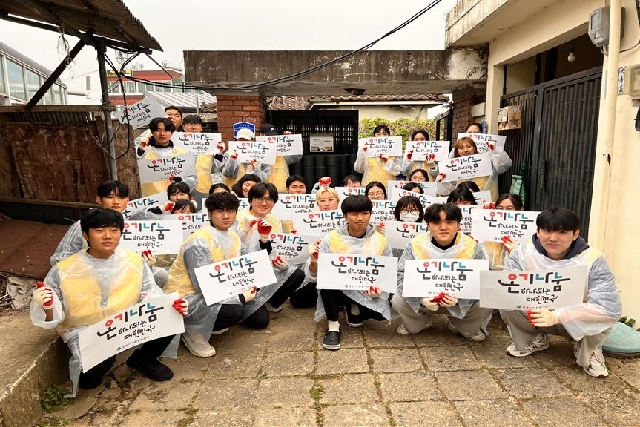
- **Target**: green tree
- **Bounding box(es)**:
[359,117,437,149]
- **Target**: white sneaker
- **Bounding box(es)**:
[182,332,217,358]
[264,302,282,313]
[506,332,549,357]
[583,348,609,378]
[211,327,229,335]
[396,321,432,335]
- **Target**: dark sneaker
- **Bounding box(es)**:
[126,358,174,382]
[345,308,364,328]
[322,330,341,350]
[78,374,104,390]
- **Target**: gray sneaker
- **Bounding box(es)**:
[506,332,549,357]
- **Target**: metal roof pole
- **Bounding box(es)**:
[96,40,117,180]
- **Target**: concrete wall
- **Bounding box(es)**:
[481,0,640,320]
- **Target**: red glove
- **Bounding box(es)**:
[249,159,258,170]
[230,150,238,160]
[217,141,225,153]
[427,154,436,161]
[406,150,413,160]
[172,298,188,316]
[501,236,518,253]
[487,141,496,151]
[379,154,388,163]
[309,240,320,260]
[141,249,153,257]
[429,292,447,306]
[377,223,386,235]
[362,147,367,153]
[483,202,495,209]
[436,173,446,182]
[168,175,176,182]
[319,177,331,187]
[257,219,272,239]
[365,286,381,297]
[139,140,147,148]
[164,201,175,212]
[37,281,53,307]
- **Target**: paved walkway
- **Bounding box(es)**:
[42,305,640,427]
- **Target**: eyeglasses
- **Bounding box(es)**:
[401,209,419,215]
[255,197,275,204]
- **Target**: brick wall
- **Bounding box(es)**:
[216,94,267,141]
[451,87,475,140]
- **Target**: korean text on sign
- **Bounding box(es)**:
[370,200,396,226]
[137,155,197,184]
[269,233,314,265]
[271,194,316,220]
[471,209,540,243]
[256,134,304,156]
[122,192,168,219]
[358,136,403,157]
[479,266,588,310]
[458,133,507,154]
[194,250,277,305]
[78,293,185,372]
[385,220,428,250]
[317,254,398,293]
[165,213,209,240]
[227,141,277,165]
[120,220,183,255]
[171,132,223,154]
[119,97,166,129]
[404,140,450,162]
[291,210,344,237]
[335,187,366,199]
[402,259,489,300]
[388,180,438,197]
[440,153,493,182]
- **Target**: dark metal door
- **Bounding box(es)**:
[499,66,602,237]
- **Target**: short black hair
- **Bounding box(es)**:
[248,182,279,204]
[182,114,203,125]
[231,174,261,198]
[209,183,230,194]
[365,181,387,199]
[496,193,524,210]
[394,195,424,222]
[167,179,191,198]
[373,124,391,135]
[206,192,240,212]
[342,175,361,186]
[402,182,423,194]
[341,194,373,215]
[81,208,124,234]
[172,199,196,214]
[408,169,429,181]
[446,188,476,205]
[96,181,129,198]
[536,207,581,232]
[424,203,462,223]
[457,180,481,193]
[164,106,183,117]
[286,174,306,188]
[149,117,175,132]
[411,129,429,140]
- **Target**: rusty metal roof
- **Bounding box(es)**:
[0,0,162,52]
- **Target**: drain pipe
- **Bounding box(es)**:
[590,0,621,250]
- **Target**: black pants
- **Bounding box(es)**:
[267,268,306,308]
[243,305,269,329]
[320,290,385,322]
[79,334,174,389]
[289,281,318,309]
[214,304,244,331]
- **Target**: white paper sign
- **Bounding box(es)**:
[371,200,397,226]
[405,140,450,162]
[317,254,398,292]
[471,209,540,243]
[171,132,223,154]
[458,133,507,153]
[291,210,343,236]
[479,266,588,310]
[228,141,277,165]
[422,195,450,206]
[118,97,166,129]
[137,155,197,184]
[358,136,403,157]
[473,191,493,204]
[335,187,366,199]
[459,206,477,235]
[269,233,315,265]
[194,250,277,305]
[120,220,183,255]
[390,188,437,208]
[165,213,209,240]
[440,153,493,182]
[385,220,428,249]
[78,293,185,372]
[271,194,316,220]
[402,259,489,299]
[122,192,168,219]
[387,180,438,197]
[256,134,304,156]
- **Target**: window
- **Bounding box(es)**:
[53,85,62,104]
[124,80,137,93]
[45,87,53,105]
[26,70,40,101]
[108,81,121,93]
[7,60,25,100]
[0,58,6,95]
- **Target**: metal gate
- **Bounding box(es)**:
[270,110,359,189]
[499,66,602,237]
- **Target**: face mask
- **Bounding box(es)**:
[400,212,420,222]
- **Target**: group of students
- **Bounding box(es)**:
[29,116,623,397]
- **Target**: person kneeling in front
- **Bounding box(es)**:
[500,208,621,378]
[31,208,187,396]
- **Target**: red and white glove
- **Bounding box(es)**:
[439,293,458,307]
[249,159,258,170]
[425,154,436,165]
[33,281,54,308]
[365,286,381,298]
[406,150,413,160]
[527,309,558,327]
[309,240,320,262]
[487,141,496,151]
[230,150,238,160]
[172,298,188,316]
[217,141,226,153]
[421,297,439,311]
[164,201,175,212]
[318,177,331,187]
[141,250,156,268]
[377,223,386,235]
[379,154,389,163]
[271,255,289,271]
[362,147,368,153]
[483,201,495,209]
[435,173,446,182]
[257,219,272,240]
[501,236,518,253]
[242,286,258,303]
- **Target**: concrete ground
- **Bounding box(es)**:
[38,305,640,427]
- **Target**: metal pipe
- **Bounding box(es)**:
[96,41,118,180]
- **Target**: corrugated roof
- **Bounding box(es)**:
[315,94,448,103]
[146,91,217,110]
[0,0,162,51]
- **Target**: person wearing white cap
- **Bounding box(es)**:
[222,128,271,189]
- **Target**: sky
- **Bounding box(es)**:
[0,0,457,104]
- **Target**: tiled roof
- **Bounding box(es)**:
[267,96,311,110]
[315,94,448,103]
[145,91,217,110]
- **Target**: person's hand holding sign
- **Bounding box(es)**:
[172,298,188,316]
[420,297,439,311]
[271,255,289,271]
[365,286,381,298]
[33,281,54,309]
[242,286,257,303]
[308,240,320,263]
[257,219,272,242]
[527,309,559,327]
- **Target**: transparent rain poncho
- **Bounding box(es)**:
[401,158,438,181]
[505,237,622,340]
[268,154,303,192]
[304,222,394,322]
[396,232,487,320]
[221,153,271,189]
[354,149,402,187]
[31,248,161,397]
[139,145,197,197]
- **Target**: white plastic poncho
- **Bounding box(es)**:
[304,222,394,322]
[221,152,271,188]
[401,157,438,180]
[505,236,622,341]
[50,221,85,266]
[139,145,197,197]
[354,148,402,187]
[396,231,487,319]
[31,248,161,397]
